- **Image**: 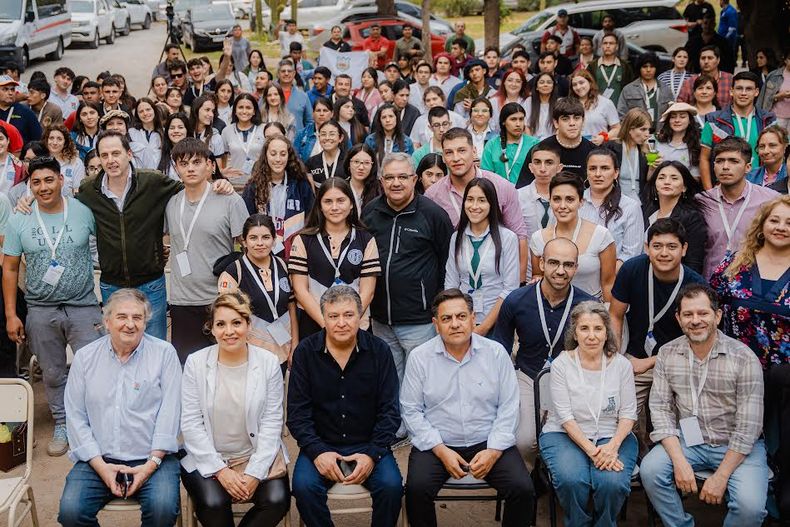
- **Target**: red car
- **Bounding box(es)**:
[344,17,447,61]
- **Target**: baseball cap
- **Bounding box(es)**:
[0,75,19,87]
[384,62,399,70]
[557,8,568,16]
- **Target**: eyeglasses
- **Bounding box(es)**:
[544,259,577,270]
[350,160,373,168]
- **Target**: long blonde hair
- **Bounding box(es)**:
[725,195,790,277]
[617,108,652,152]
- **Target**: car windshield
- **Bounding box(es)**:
[174,0,209,13]
[191,4,231,21]
[0,3,22,20]
[512,11,552,35]
[69,0,95,13]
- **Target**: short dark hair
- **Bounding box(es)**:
[431,288,473,317]
[711,136,753,164]
[1,62,19,74]
[171,137,212,163]
[164,43,180,52]
[512,50,530,62]
[484,45,500,56]
[54,67,75,80]
[700,45,721,58]
[676,283,720,314]
[28,156,61,179]
[27,78,51,99]
[733,71,760,88]
[96,130,132,156]
[82,80,101,92]
[547,35,562,44]
[529,142,562,161]
[441,127,474,148]
[336,73,352,82]
[168,60,187,74]
[552,97,585,120]
[549,171,585,199]
[637,52,660,70]
[100,77,121,89]
[391,78,410,94]
[452,38,468,50]
[646,218,687,245]
[313,66,332,79]
[538,51,556,62]
[428,105,449,122]
[187,58,203,69]
[289,41,303,52]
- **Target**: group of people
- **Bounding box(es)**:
[0,10,787,527]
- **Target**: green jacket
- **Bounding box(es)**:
[77,169,182,287]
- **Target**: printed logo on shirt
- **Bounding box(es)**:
[403,227,419,233]
[279,277,291,293]
[603,396,616,414]
[347,249,363,265]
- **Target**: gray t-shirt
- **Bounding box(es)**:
[165,187,249,305]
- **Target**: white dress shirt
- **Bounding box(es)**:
[400,333,520,451]
[580,189,645,262]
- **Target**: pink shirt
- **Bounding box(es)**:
[774,70,790,119]
[425,169,528,239]
[697,182,779,279]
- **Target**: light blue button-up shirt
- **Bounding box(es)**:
[400,333,519,452]
[65,334,182,463]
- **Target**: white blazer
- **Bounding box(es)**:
[180,344,286,480]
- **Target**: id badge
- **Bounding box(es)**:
[679,416,705,447]
[644,331,658,356]
[42,260,65,287]
[268,313,292,346]
[176,252,192,276]
[469,289,484,314]
[243,157,255,174]
[602,88,614,99]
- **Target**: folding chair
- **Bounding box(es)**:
[0,378,39,527]
[436,473,503,523]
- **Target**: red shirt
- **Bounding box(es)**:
[362,36,392,69]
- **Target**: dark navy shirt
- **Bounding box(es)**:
[493,283,597,378]
[286,329,400,462]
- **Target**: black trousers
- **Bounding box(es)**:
[170,304,214,364]
[181,468,290,527]
[405,443,535,527]
[766,364,790,519]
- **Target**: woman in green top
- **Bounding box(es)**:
[480,102,540,184]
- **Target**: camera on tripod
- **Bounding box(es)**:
[165,0,181,43]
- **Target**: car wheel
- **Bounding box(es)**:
[46,38,65,60]
[122,18,131,35]
[90,29,100,48]
[20,47,29,71]
[106,25,115,43]
[193,37,201,52]
[143,13,151,29]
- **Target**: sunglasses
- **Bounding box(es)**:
[170,73,185,79]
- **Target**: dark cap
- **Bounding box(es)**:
[384,62,399,70]
[557,8,568,16]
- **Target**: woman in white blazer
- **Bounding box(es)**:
[181,292,290,527]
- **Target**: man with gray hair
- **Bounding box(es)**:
[276,58,312,131]
[59,288,182,527]
[288,286,404,527]
[362,153,453,393]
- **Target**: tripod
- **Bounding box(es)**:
[155,2,187,70]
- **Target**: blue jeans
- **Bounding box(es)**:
[100,274,167,340]
[640,437,769,527]
[59,454,181,527]
[370,320,436,383]
[292,448,403,527]
[539,432,638,527]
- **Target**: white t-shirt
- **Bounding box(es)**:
[0,155,16,195]
[582,97,619,138]
[279,30,305,58]
[542,351,637,440]
[59,156,86,195]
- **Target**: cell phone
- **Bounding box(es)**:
[116,472,133,499]
[461,464,470,473]
[338,459,357,478]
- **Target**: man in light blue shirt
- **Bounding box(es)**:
[401,288,535,527]
[59,289,182,527]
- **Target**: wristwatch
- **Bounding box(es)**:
[148,454,163,469]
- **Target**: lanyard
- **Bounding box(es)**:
[178,182,210,251]
[316,228,356,282]
[553,218,582,243]
[37,105,45,123]
[536,281,574,356]
[623,146,639,192]
[34,198,69,260]
[642,82,657,109]
[717,184,752,251]
[322,151,339,181]
[647,263,685,334]
[688,348,709,416]
[573,349,608,442]
[598,62,619,88]
[669,70,683,99]
[465,233,493,289]
[505,135,527,181]
[734,112,754,141]
[242,254,280,320]
[234,125,258,158]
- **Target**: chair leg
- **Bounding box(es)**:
[28,485,40,527]
[494,494,502,522]
[549,489,557,527]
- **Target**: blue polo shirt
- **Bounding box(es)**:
[493,283,597,378]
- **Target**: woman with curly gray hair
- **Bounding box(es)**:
[538,300,638,526]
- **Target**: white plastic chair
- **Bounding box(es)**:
[0,378,39,527]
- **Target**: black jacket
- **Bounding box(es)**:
[77,169,182,287]
[362,194,453,326]
[372,103,421,136]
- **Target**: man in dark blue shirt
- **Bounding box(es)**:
[288,285,403,527]
[493,237,596,468]
[609,218,706,415]
[0,76,42,143]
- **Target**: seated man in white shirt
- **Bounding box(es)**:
[401,288,535,527]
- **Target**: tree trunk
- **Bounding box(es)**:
[483,0,499,50]
[254,0,263,37]
[291,0,297,25]
[421,0,432,62]
[377,0,396,17]
[742,0,788,69]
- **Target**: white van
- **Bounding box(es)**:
[0,0,73,71]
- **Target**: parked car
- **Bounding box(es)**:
[69,0,116,48]
[344,17,446,60]
[120,0,152,28]
[229,0,252,18]
[181,2,235,51]
[308,3,452,50]
[145,0,161,20]
[482,0,687,55]
[0,0,72,71]
[108,0,131,35]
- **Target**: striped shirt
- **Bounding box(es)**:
[649,330,764,455]
[658,69,692,100]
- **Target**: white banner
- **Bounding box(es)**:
[318,47,370,89]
